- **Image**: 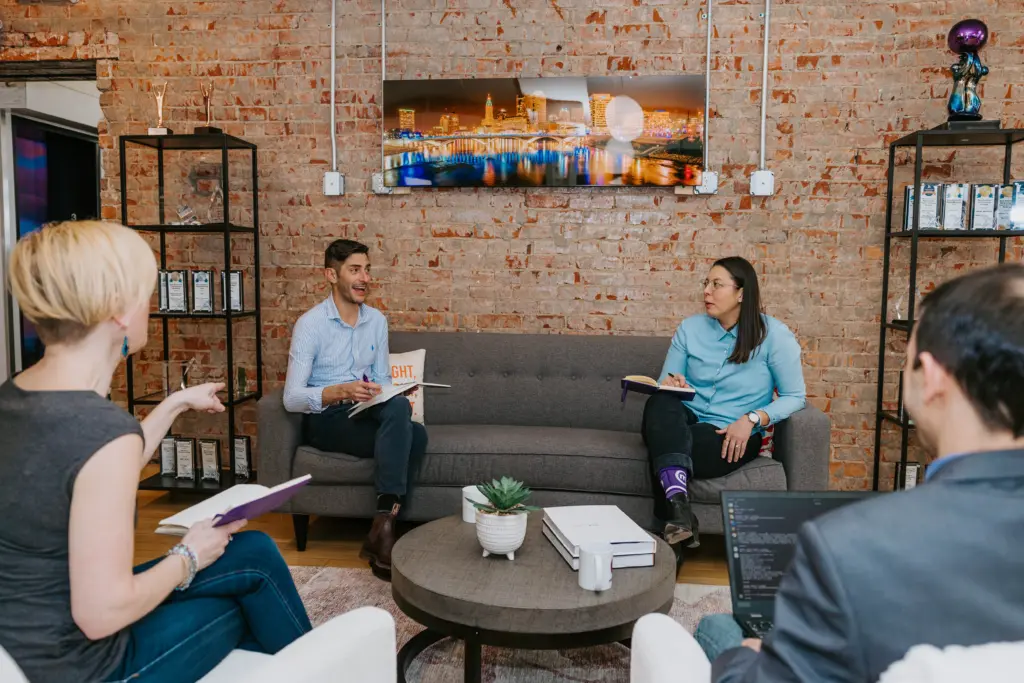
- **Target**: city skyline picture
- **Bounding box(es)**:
[381,75,705,189]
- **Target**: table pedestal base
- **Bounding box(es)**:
[396,628,632,683]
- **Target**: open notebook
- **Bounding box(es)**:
[348,380,451,417]
[155,475,312,536]
[620,375,695,402]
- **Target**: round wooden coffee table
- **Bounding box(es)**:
[391,513,675,683]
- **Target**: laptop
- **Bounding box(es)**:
[721,490,872,639]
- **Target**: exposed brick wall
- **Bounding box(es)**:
[3,0,1023,488]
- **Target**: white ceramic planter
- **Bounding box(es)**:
[475,510,528,560]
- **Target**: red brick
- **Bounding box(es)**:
[5,0,1022,486]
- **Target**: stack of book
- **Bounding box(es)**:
[542,505,657,570]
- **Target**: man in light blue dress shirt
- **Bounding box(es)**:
[283,239,426,580]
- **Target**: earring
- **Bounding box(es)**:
[121,335,129,359]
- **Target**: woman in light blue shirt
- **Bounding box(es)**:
[643,256,807,555]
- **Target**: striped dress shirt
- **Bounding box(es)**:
[283,296,392,414]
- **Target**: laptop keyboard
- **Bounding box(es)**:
[744,619,774,638]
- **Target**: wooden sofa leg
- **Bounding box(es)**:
[293,514,310,552]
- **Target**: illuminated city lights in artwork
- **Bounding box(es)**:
[382,75,705,188]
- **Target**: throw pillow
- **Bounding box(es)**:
[758,424,775,458]
[389,348,426,424]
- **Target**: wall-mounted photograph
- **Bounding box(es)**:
[382,75,705,189]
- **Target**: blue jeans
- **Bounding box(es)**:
[306,395,428,497]
[694,614,745,662]
[102,531,312,683]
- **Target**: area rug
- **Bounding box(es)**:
[289,566,731,682]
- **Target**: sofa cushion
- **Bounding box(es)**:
[689,456,787,503]
[291,424,788,503]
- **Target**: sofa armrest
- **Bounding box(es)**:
[773,405,831,491]
[257,388,304,498]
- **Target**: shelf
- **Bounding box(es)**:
[892,126,1024,148]
[122,132,257,151]
[888,229,1020,239]
[131,223,255,234]
[879,410,916,429]
[152,310,257,320]
[133,390,260,407]
[139,469,258,492]
[885,319,913,333]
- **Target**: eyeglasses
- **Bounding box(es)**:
[702,279,738,291]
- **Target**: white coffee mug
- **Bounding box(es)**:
[462,485,488,523]
[578,542,613,592]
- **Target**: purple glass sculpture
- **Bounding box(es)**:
[947,19,989,121]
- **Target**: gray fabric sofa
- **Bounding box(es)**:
[258,331,831,550]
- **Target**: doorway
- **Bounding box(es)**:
[1,111,100,376]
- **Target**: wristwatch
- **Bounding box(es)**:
[747,411,761,426]
[168,543,199,591]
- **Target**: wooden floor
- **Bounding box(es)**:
[135,478,730,586]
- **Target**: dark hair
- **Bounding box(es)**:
[913,263,1024,437]
[324,239,369,269]
[712,256,766,364]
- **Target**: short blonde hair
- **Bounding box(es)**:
[8,220,157,345]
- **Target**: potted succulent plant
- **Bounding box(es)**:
[470,476,538,560]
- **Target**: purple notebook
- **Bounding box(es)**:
[213,475,312,527]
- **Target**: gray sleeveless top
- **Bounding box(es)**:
[0,379,143,683]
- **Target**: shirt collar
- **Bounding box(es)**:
[924,452,971,482]
[707,314,737,341]
[324,296,365,327]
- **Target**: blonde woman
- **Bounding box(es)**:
[0,221,311,683]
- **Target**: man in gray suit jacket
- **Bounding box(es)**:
[712,264,1024,682]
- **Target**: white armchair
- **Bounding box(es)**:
[200,606,396,683]
[0,607,396,683]
[629,611,1024,683]
[630,613,711,683]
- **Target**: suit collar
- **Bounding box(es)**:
[928,449,1024,484]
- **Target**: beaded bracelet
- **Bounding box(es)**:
[167,543,199,591]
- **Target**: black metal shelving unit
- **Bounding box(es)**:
[872,124,1024,491]
[118,132,262,492]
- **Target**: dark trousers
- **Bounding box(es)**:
[104,531,312,683]
[641,392,761,494]
[306,395,427,497]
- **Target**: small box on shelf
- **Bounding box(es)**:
[160,435,176,476]
[199,439,222,483]
[233,436,252,479]
[166,270,189,313]
[175,437,196,481]
[903,184,942,230]
[191,270,215,314]
[895,461,922,490]
[970,184,999,231]
[941,183,968,230]
[221,270,244,313]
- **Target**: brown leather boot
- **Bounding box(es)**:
[359,503,399,581]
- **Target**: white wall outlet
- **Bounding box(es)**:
[694,170,719,195]
[323,171,344,196]
[750,169,775,196]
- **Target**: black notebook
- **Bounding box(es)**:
[620,375,695,402]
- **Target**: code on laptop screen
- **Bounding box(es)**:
[725,494,867,602]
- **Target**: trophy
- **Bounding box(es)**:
[195,81,223,134]
[148,82,173,135]
[946,19,990,123]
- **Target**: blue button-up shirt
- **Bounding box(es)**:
[283,296,392,414]
[658,313,807,429]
